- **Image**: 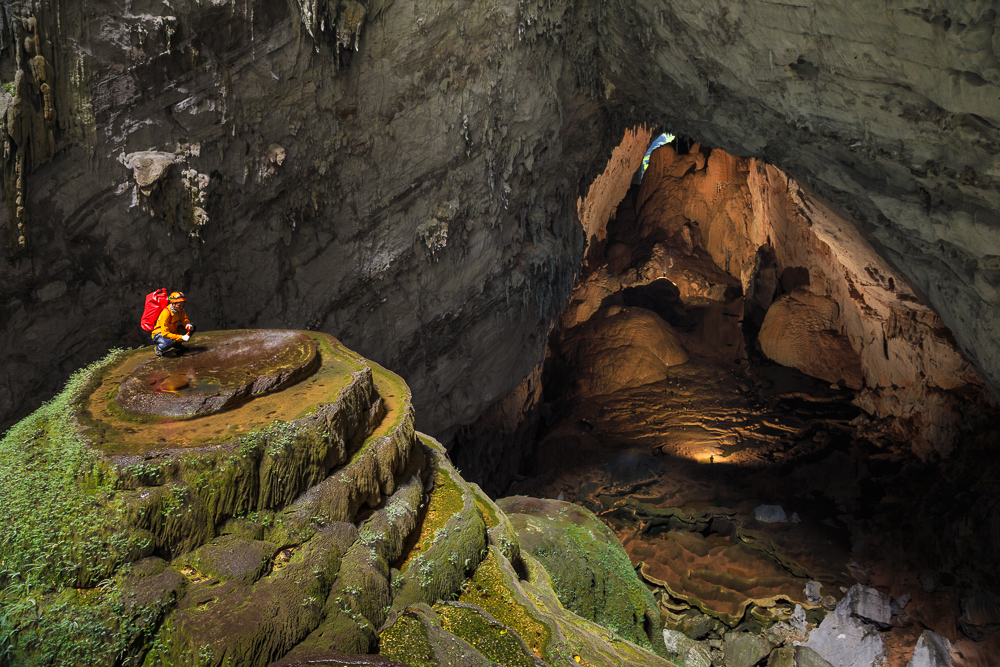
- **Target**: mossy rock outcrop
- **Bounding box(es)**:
[381,547,676,667]
[497,496,667,657]
[0,332,675,666]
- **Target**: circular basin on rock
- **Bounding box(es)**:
[115,330,319,418]
[79,330,372,457]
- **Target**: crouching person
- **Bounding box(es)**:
[153,291,196,357]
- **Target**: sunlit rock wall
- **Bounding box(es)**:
[576,126,653,254]
[636,145,987,454]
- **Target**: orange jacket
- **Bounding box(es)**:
[152,306,191,341]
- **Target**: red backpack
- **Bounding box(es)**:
[141,288,169,332]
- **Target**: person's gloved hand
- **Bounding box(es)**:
[182,334,191,342]
[186,323,196,333]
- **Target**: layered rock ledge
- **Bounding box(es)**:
[0,332,672,666]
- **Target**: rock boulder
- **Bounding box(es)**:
[759,289,864,389]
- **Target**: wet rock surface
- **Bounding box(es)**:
[115,330,318,417]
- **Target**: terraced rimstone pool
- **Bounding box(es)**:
[81,330,373,456]
[115,330,319,417]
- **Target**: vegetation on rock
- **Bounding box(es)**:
[0,333,671,666]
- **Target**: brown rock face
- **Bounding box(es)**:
[631,145,987,454]
[559,306,689,398]
[577,126,654,255]
[758,290,864,390]
[625,527,816,627]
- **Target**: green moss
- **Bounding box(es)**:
[387,439,488,619]
[471,486,500,529]
[499,497,665,656]
[277,357,418,535]
[1,580,171,667]
[0,334,409,665]
[0,349,149,586]
[458,550,551,659]
[469,484,522,565]
[0,350,178,664]
[434,602,537,667]
[379,610,439,666]
[398,465,465,574]
[143,528,344,666]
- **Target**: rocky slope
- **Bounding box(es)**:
[4,332,973,665]
[1,0,999,450]
[0,332,671,666]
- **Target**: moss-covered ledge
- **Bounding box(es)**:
[3,332,682,667]
[498,496,668,657]
[0,332,422,665]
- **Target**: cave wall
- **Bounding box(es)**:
[0,0,608,436]
[2,0,1000,445]
[594,0,1000,399]
[635,144,987,455]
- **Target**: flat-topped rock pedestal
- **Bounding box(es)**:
[0,330,677,667]
[81,330,369,457]
[115,330,319,418]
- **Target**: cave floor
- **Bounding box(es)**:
[509,300,1000,665]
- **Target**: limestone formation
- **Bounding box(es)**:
[758,289,864,390]
[662,629,713,667]
[627,525,819,628]
[619,144,987,454]
[0,333,674,666]
[498,496,667,656]
[0,0,592,443]
[838,585,892,630]
[3,0,1000,462]
[1,2,999,662]
[906,630,952,667]
[724,632,774,667]
[800,609,888,667]
[114,330,319,417]
[557,306,688,398]
[577,126,653,254]
[124,151,178,192]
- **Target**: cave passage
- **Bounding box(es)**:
[499,134,1000,664]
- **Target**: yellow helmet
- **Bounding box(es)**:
[168,291,186,304]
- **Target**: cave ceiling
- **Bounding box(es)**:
[0,0,997,438]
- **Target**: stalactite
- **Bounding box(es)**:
[0,7,57,255]
[294,0,368,69]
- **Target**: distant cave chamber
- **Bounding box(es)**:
[451,128,1000,661]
